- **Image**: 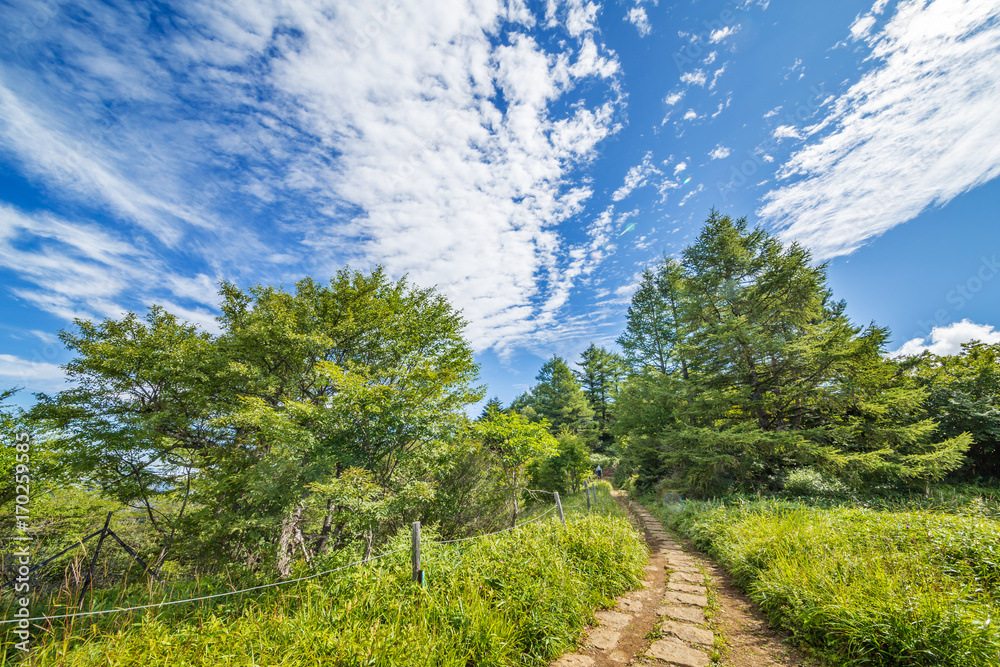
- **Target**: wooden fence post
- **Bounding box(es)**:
[585,481,591,512]
[411,521,423,585]
[554,492,566,526]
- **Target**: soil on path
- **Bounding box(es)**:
[549,492,817,667]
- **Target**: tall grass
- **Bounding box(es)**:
[4,482,645,666]
[652,498,1000,666]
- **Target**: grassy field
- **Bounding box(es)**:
[649,493,1000,666]
[3,483,646,666]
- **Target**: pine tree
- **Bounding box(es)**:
[618,259,687,376]
[614,211,971,495]
[575,344,624,451]
[530,356,595,435]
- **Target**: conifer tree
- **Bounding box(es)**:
[529,356,595,435]
[614,211,971,495]
[575,344,624,451]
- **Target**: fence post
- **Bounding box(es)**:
[585,481,591,512]
[411,521,423,585]
[554,492,566,526]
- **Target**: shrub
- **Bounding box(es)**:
[782,467,849,499]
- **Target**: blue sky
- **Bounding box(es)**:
[1,0,999,410]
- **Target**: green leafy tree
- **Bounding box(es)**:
[575,344,624,452]
[910,341,1000,478]
[30,309,215,568]
[33,268,483,575]
[472,407,557,526]
[528,430,592,494]
[478,396,504,421]
[618,259,688,377]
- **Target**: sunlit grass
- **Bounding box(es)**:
[651,497,1000,666]
[3,481,644,666]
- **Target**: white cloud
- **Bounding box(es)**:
[664,91,684,105]
[708,145,731,160]
[565,0,601,36]
[709,64,727,89]
[626,6,651,37]
[0,354,66,383]
[760,0,1000,260]
[891,320,1000,357]
[709,25,738,43]
[673,161,688,174]
[680,70,707,86]
[772,124,802,140]
[871,0,891,14]
[682,109,699,121]
[612,151,661,201]
[850,14,877,40]
[0,0,625,355]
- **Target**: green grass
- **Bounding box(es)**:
[3,482,646,666]
[648,497,1000,666]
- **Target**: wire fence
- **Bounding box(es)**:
[0,492,594,626]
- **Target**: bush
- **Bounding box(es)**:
[781,467,849,499]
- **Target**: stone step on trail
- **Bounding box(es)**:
[667,581,706,595]
[586,628,621,651]
[670,571,703,584]
[657,604,706,625]
[663,590,709,607]
[661,620,714,647]
[646,638,711,667]
[594,610,632,630]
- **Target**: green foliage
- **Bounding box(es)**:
[654,498,1000,666]
[10,512,647,666]
[781,467,849,499]
[909,341,1000,478]
[613,211,972,496]
[528,431,592,495]
[618,258,687,376]
[30,268,483,575]
[472,407,558,526]
[575,345,624,452]
[520,356,595,436]
[421,432,510,539]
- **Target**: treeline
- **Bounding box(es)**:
[3,210,998,587]
[497,211,999,497]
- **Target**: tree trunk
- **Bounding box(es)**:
[276,503,305,578]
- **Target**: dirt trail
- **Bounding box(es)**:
[550,493,816,667]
